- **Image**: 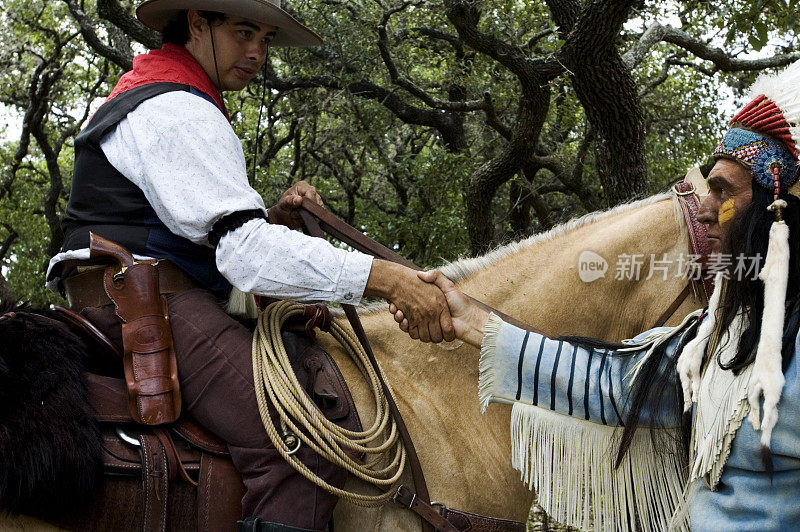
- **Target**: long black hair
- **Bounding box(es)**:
[716,185,800,373]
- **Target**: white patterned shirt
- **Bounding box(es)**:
[47,90,373,303]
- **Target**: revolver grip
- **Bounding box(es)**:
[89,232,135,268]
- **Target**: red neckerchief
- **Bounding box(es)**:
[106,43,229,121]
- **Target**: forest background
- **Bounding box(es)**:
[1,0,799,307]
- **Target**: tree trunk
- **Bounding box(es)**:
[558,0,649,205]
[463,88,550,254]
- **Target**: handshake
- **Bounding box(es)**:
[364,260,488,348]
[272,181,487,346]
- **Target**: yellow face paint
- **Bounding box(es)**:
[718,198,736,224]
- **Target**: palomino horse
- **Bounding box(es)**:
[327,190,705,529]
[1,190,704,530]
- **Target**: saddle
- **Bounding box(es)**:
[46,306,360,532]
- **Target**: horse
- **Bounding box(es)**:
[325,188,706,530]
[0,188,705,530]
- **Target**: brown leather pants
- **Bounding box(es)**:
[81,288,341,530]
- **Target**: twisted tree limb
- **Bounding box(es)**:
[262,61,468,151]
[63,0,134,71]
[554,0,648,204]
[97,0,161,50]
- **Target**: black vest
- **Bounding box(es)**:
[61,82,230,292]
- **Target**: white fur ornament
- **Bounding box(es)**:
[677,273,724,412]
[748,200,789,450]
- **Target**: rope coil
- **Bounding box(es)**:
[252,300,406,506]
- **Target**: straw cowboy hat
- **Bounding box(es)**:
[136,0,322,47]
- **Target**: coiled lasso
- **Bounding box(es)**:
[252,300,406,506]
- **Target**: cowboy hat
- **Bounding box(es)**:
[136,0,322,47]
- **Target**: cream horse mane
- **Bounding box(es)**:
[354,191,679,315]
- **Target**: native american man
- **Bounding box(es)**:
[46,1,454,530]
[397,63,800,530]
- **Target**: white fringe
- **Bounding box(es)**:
[689,312,752,487]
[478,313,504,413]
[510,404,687,532]
[226,287,259,319]
[676,273,724,411]
[667,480,699,531]
[748,213,789,448]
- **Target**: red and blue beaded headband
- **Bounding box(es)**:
[713,127,799,199]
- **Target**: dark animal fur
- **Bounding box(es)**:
[761,444,775,480]
[0,300,102,519]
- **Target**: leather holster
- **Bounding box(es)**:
[89,233,181,425]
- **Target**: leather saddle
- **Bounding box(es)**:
[47,305,361,532]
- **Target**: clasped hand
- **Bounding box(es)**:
[389,270,488,348]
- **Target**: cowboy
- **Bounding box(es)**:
[46,1,454,530]
[397,62,800,530]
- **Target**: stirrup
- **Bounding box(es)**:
[237,517,318,532]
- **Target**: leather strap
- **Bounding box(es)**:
[173,417,231,456]
[51,306,123,357]
[394,485,459,532]
[344,305,439,529]
[439,506,527,532]
[139,433,169,532]
[299,199,418,269]
[673,182,713,299]
[397,487,525,531]
[653,284,692,328]
[154,427,198,486]
[63,259,197,312]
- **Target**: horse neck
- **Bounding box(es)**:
[453,196,697,341]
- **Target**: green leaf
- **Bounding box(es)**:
[748,34,764,50]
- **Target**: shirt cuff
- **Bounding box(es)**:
[333,251,373,305]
